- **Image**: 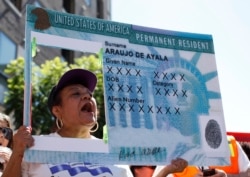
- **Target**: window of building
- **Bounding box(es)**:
[3,0,22,17]
[63,0,75,13]
[10,0,22,10]
[0,32,17,65]
[97,0,104,19]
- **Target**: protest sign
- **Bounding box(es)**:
[24,5,230,165]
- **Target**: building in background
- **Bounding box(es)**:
[0,0,111,110]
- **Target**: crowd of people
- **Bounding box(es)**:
[1,68,250,177]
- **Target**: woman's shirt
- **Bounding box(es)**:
[22,132,133,177]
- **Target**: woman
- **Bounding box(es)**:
[2,68,187,177]
[0,113,13,176]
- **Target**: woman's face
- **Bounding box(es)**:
[0,120,10,147]
[53,84,97,130]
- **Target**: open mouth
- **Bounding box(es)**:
[81,102,93,113]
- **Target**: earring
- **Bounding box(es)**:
[56,118,63,129]
[90,121,99,133]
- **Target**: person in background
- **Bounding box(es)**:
[2,68,188,177]
[237,141,250,177]
[131,165,227,177]
[130,165,156,177]
[210,135,250,177]
[153,135,249,177]
[0,113,13,176]
[239,141,250,160]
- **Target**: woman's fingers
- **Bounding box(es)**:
[13,126,34,150]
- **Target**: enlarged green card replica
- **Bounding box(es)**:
[24,5,230,166]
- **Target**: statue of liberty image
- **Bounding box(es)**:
[156,52,209,135]
[153,50,225,164]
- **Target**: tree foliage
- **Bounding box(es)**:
[4,56,105,138]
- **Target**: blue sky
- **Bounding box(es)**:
[111,0,250,132]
